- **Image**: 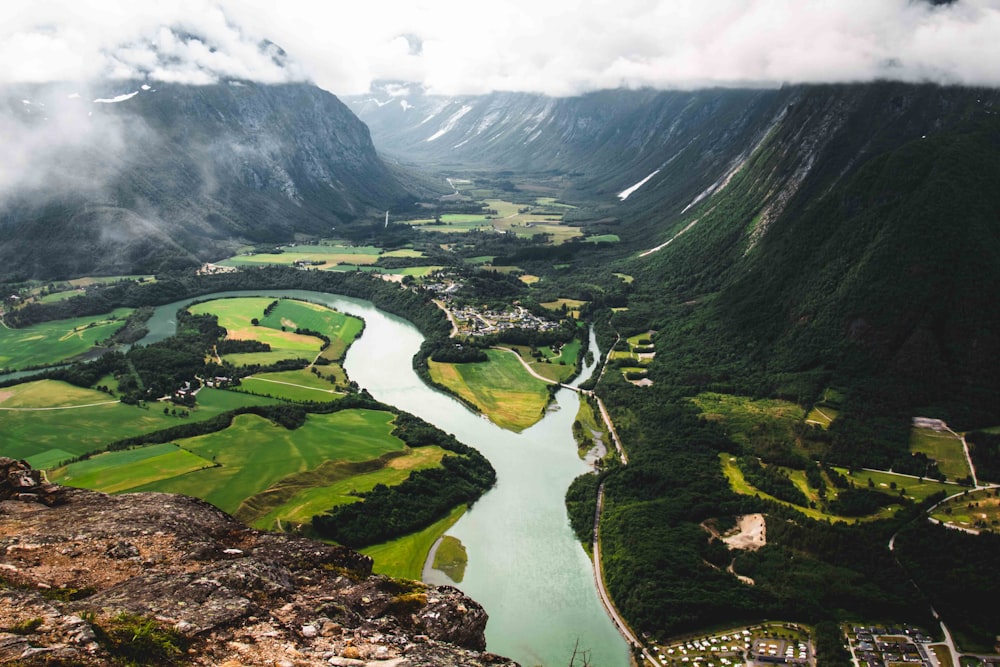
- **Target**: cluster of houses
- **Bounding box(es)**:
[423,278,562,338]
[196,263,239,276]
[849,626,933,667]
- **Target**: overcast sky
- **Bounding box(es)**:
[2,0,1000,96]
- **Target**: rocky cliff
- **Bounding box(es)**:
[0,460,516,666]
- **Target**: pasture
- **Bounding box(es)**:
[217,244,382,268]
[50,443,215,493]
[1,383,277,467]
[236,369,343,402]
[250,445,446,529]
[909,427,971,481]
[126,409,406,514]
[508,339,581,383]
[428,349,550,431]
[259,298,363,361]
[0,308,132,370]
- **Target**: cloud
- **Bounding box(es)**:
[0,0,999,95]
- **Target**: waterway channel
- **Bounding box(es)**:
[141,290,630,667]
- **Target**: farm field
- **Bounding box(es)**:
[124,409,406,514]
[250,445,447,530]
[508,338,580,383]
[909,427,970,481]
[362,505,466,580]
[0,381,278,466]
[190,297,362,368]
[236,368,344,402]
[217,244,383,268]
[50,443,215,493]
[428,349,550,431]
[0,308,132,370]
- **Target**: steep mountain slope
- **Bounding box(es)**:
[0,81,422,280]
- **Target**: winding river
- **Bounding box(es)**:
[141,290,630,667]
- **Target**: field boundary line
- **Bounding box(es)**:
[0,400,119,411]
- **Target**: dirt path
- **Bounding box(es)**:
[433,299,459,338]
[243,377,342,395]
[491,346,561,385]
[0,400,119,411]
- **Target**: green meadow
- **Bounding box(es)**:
[428,349,551,431]
[123,409,406,514]
[51,443,215,493]
[1,381,277,466]
[0,308,131,370]
[910,427,971,481]
[362,505,466,580]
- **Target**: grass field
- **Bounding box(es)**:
[509,339,581,383]
[217,244,382,268]
[125,410,405,514]
[692,393,805,447]
[585,234,620,243]
[428,349,551,432]
[1,383,278,467]
[0,308,132,370]
[51,443,215,493]
[191,297,361,367]
[909,427,971,481]
[931,487,1000,533]
[236,368,344,402]
[720,454,865,524]
[362,505,466,580]
[805,406,838,429]
[836,468,957,502]
[251,446,447,529]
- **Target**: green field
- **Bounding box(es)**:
[691,392,805,447]
[805,405,838,429]
[218,244,382,268]
[428,349,551,432]
[431,535,468,583]
[251,445,446,529]
[510,338,581,383]
[236,368,344,402]
[931,488,1000,532]
[51,443,215,493]
[191,297,361,368]
[362,505,466,580]
[0,308,131,370]
[837,467,957,502]
[0,383,278,467]
[585,234,620,243]
[123,410,405,514]
[910,427,971,481]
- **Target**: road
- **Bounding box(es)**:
[593,482,661,667]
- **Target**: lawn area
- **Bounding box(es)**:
[396,265,445,277]
[126,409,405,514]
[0,308,132,370]
[836,467,958,502]
[585,234,620,243]
[250,445,447,529]
[362,505,466,580]
[930,487,1000,533]
[910,427,971,481]
[50,443,215,493]
[428,349,551,432]
[1,384,278,466]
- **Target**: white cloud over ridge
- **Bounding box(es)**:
[1,0,999,96]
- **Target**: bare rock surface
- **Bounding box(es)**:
[0,470,518,666]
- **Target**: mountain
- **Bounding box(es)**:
[0,80,424,280]
[354,81,1000,424]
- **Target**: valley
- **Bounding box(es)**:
[2,76,1000,667]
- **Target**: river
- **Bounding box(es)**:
[142,290,631,667]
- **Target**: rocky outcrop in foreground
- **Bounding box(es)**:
[0,459,517,666]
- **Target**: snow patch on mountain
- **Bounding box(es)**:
[426,104,473,142]
[93,91,139,104]
[618,169,661,201]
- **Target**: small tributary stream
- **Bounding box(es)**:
[140,290,630,667]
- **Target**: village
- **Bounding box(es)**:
[422,277,563,338]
